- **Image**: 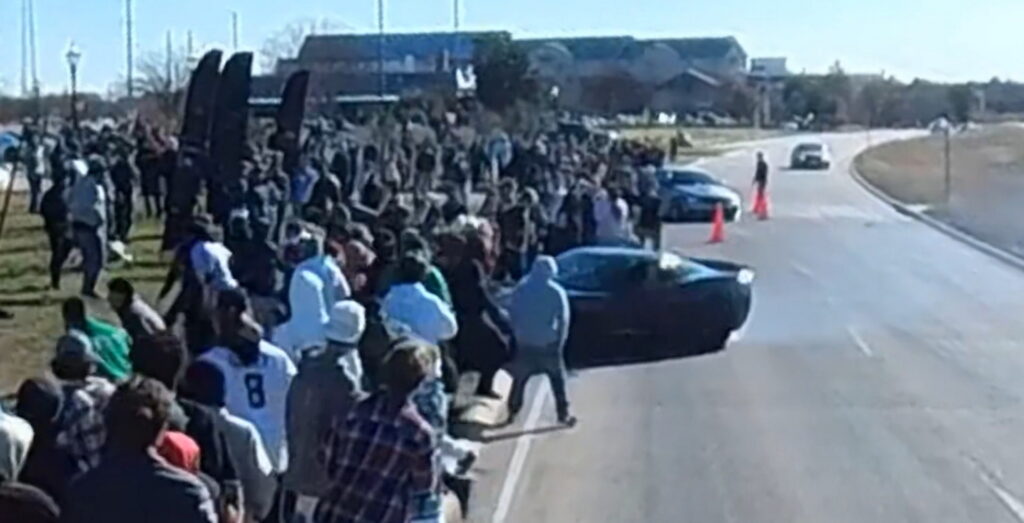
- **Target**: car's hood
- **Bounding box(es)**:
[665,183,739,202]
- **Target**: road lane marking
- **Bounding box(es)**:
[976,465,1024,522]
[492,384,550,523]
[791,262,814,279]
[847,326,874,357]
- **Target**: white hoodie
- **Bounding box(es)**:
[273,269,329,360]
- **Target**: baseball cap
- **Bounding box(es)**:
[52,331,98,369]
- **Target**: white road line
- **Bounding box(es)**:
[978,468,1024,522]
[847,326,874,357]
[791,262,814,279]
[492,385,550,523]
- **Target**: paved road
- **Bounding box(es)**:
[468,130,1024,522]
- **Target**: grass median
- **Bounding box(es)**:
[855,124,1024,257]
[0,193,168,393]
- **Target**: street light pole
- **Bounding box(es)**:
[66,44,82,131]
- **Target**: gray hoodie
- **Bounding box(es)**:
[68,174,106,228]
[508,256,570,350]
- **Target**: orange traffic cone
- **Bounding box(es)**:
[708,202,725,243]
[753,187,770,220]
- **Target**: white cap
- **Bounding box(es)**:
[69,159,89,177]
[325,300,366,344]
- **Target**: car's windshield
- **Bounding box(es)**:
[795,143,824,153]
[657,169,716,186]
[556,251,653,291]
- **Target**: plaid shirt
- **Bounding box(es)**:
[314,392,437,523]
[58,378,114,472]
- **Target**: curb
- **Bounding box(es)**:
[849,155,1024,273]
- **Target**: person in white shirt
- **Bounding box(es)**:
[292,230,350,309]
[198,289,297,474]
[593,186,633,246]
[0,408,33,482]
[382,254,458,346]
[183,360,277,522]
[272,269,328,361]
[191,239,238,292]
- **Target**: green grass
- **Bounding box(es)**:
[856,125,1024,206]
[0,193,169,394]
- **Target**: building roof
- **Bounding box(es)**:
[519,36,634,61]
[657,68,723,89]
[652,37,744,60]
[520,36,745,64]
[297,31,506,63]
[252,70,456,99]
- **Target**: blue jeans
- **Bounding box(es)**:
[506,344,570,419]
[73,223,106,295]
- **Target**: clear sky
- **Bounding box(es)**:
[2,0,1022,94]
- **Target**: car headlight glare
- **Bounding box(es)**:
[736,269,755,285]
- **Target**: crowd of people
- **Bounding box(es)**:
[0,99,673,523]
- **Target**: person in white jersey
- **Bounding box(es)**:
[198,288,296,523]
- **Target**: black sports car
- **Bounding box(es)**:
[555,246,754,367]
[657,166,742,222]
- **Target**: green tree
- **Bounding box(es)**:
[948,85,972,122]
[721,81,757,120]
[856,78,902,126]
[472,34,538,112]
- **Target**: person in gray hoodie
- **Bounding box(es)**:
[506,255,576,426]
[68,156,108,297]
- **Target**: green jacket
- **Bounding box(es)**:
[423,265,452,307]
[83,317,133,382]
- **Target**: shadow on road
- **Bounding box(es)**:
[567,344,724,371]
[481,424,569,443]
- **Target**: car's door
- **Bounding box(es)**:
[558,253,645,364]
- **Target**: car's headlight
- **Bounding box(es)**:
[736,269,755,285]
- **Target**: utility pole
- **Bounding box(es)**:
[449,0,459,72]
[231,11,240,50]
[28,0,40,121]
[166,31,173,90]
[28,0,37,95]
[944,126,952,205]
[20,0,28,96]
[187,30,194,58]
[377,0,385,98]
[125,0,134,98]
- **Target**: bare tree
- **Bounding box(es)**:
[259,17,349,73]
[133,46,191,126]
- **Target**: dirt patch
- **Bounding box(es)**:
[856,124,1024,256]
[0,193,168,394]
